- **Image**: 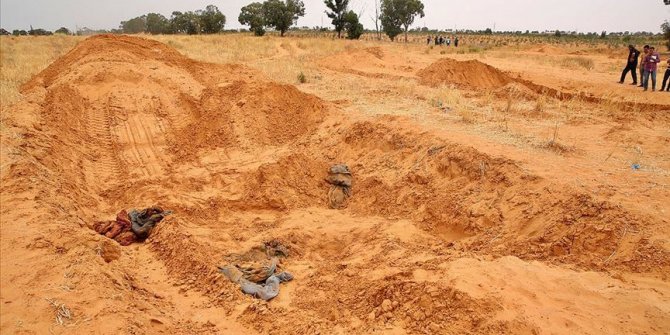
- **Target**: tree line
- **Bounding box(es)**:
[1,26,70,36]
[236,0,422,40]
[1,0,667,49]
[120,5,226,34]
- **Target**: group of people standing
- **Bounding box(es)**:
[619,44,669,92]
[428,35,459,47]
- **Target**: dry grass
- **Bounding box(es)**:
[501,96,514,131]
[558,56,595,70]
[150,34,277,63]
[45,298,72,325]
[541,121,575,154]
[456,106,477,124]
[534,95,547,113]
[150,33,350,64]
[0,35,83,106]
[429,86,463,108]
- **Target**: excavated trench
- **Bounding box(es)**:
[3,35,669,334]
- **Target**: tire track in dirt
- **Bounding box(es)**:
[116,112,166,177]
[84,101,122,186]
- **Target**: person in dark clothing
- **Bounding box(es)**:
[454,37,459,47]
[619,45,640,85]
[661,58,670,92]
[427,35,432,45]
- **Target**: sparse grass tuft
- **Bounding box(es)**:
[501,96,514,131]
[542,121,575,153]
[45,298,72,325]
[297,72,307,84]
[457,106,476,124]
[558,56,595,70]
[534,95,547,113]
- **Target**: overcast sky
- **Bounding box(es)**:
[1,0,669,33]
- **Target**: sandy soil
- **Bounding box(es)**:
[1,34,669,334]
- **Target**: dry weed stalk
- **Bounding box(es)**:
[502,95,513,131]
[45,298,72,325]
[543,121,574,153]
[631,146,643,166]
[534,95,546,113]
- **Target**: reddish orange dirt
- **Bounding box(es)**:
[417,58,513,88]
[1,35,669,334]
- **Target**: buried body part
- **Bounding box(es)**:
[93,207,172,246]
[218,241,294,301]
[326,164,353,209]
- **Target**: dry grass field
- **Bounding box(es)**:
[1,33,669,334]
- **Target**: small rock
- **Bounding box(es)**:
[381,299,393,312]
[412,310,425,321]
[429,322,440,332]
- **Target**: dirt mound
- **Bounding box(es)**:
[186,81,326,151]
[318,46,412,80]
[493,82,539,100]
[323,47,387,68]
[21,34,326,163]
[417,58,513,89]
[417,58,668,120]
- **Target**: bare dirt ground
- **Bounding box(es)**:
[1,34,669,334]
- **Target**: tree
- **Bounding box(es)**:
[484,28,493,34]
[262,0,305,36]
[170,11,187,33]
[380,0,424,42]
[371,0,382,40]
[146,13,169,34]
[600,30,607,38]
[324,0,349,38]
[662,21,670,51]
[239,2,266,36]
[29,28,52,36]
[343,10,363,39]
[200,5,226,34]
[170,11,201,34]
[54,27,70,35]
[121,16,147,34]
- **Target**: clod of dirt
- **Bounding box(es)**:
[417,58,513,89]
[98,239,121,262]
